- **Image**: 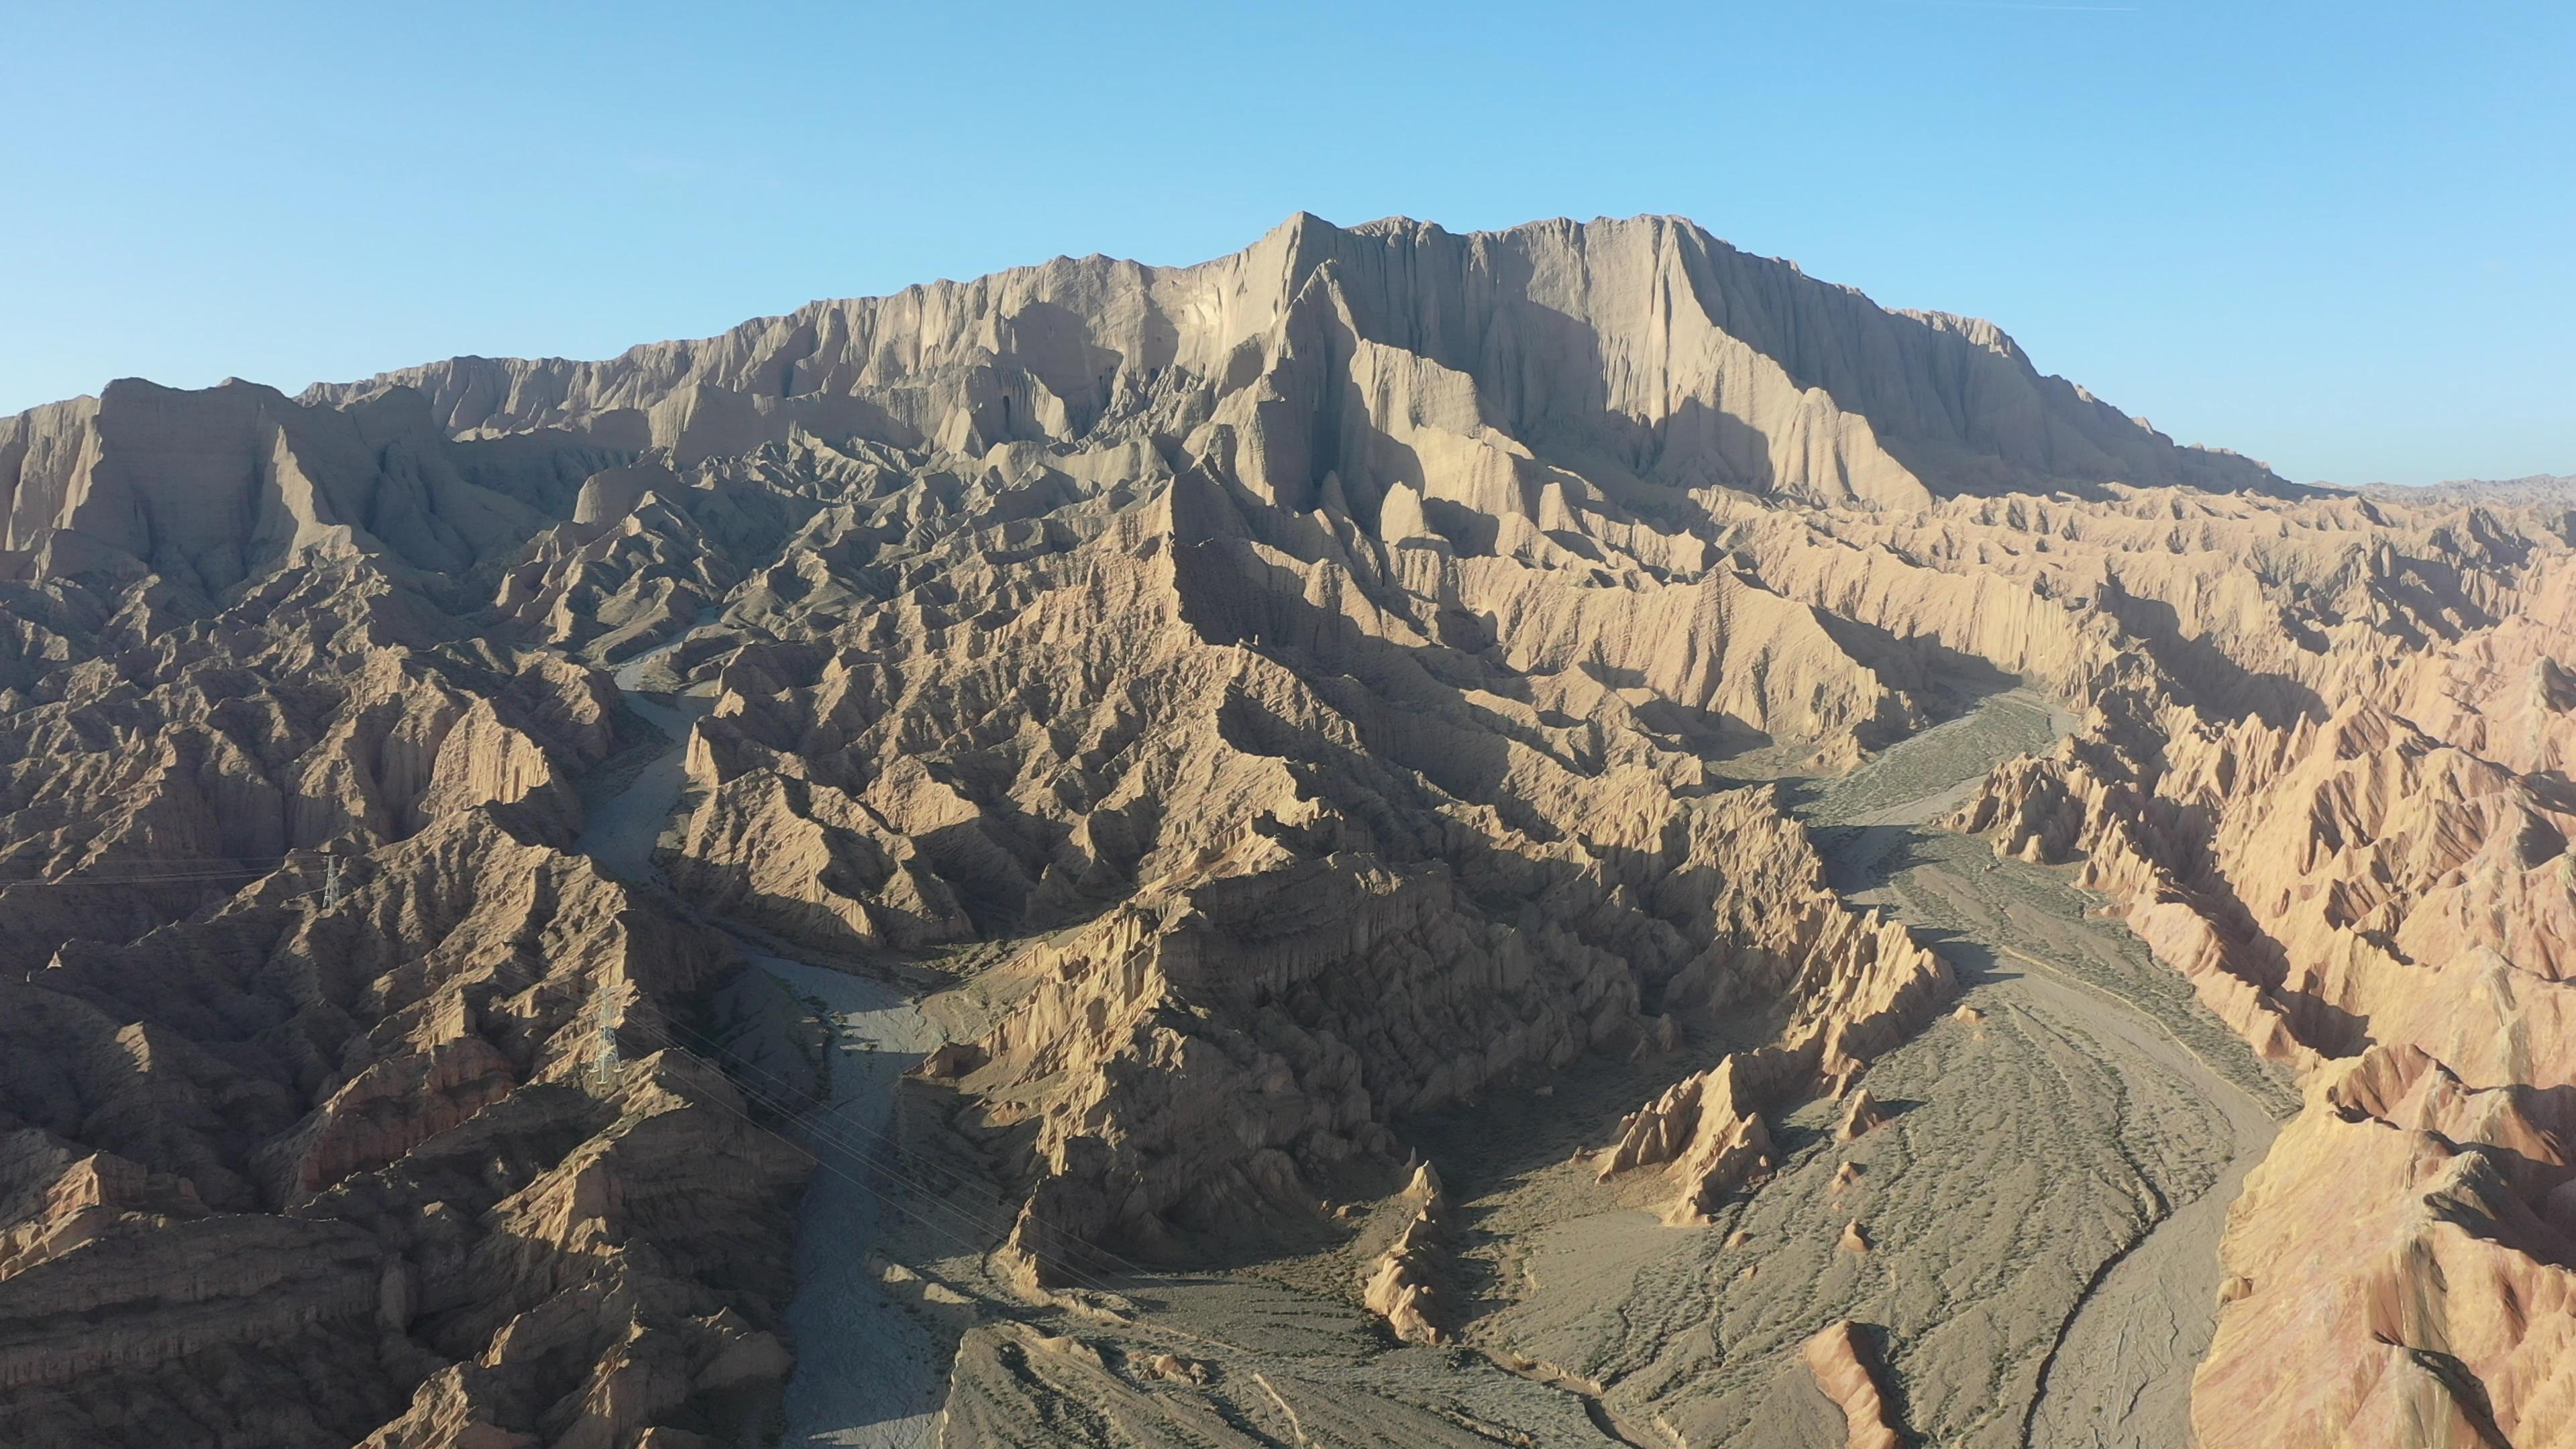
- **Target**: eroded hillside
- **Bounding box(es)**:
[0,215,2565,1449]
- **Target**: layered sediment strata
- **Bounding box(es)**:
[1925,485,2576,1448]
[2,212,2563,1446]
[2182,1044,2576,1449]
[1803,1320,1907,1449]
[0,807,812,1448]
[1360,1164,1451,1344]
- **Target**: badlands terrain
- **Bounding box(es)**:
[0,214,2569,1449]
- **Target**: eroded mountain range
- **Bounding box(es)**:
[0,215,2567,1449]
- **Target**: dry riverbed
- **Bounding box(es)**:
[1422,689,2295,1448]
[586,661,2295,1448]
[578,630,961,1448]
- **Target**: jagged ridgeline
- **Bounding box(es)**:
[0,215,2569,1449]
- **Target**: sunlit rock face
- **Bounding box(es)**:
[1,213,2566,1448]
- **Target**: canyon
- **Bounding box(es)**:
[0,213,2567,1448]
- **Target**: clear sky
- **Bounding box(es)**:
[5,1,2569,486]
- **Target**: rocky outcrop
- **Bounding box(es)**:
[1595,1057,1778,1226]
[6,213,2553,1447]
[1835,1088,1886,1142]
[0,379,550,597]
[950,763,1953,1275]
[1956,694,2574,1069]
[0,1133,207,1279]
[1803,1320,1907,1449]
[974,845,1638,1279]
[307,214,2286,513]
[1360,1164,1450,1344]
[0,554,623,975]
[2190,1093,2576,1449]
[0,806,811,1448]
[23,213,2147,1443]
[1590,887,1948,1224]
[1921,486,2576,1449]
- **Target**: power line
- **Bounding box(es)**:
[612,1006,1291,1363]
[11,874,274,887]
[629,1002,1179,1295]
[2,862,284,885]
[0,851,354,888]
[618,1009,1185,1304]
[616,1012,1282,1379]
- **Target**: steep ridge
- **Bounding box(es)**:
[0,379,576,596]
[303,213,2289,510]
[0,214,2557,1448]
[1913,491,2576,1448]
[0,808,812,1447]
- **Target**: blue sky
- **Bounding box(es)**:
[5,1,2569,485]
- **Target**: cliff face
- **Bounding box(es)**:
[0,384,810,1443]
[0,215,2559,1447]
[303,213,2286,511]
[0,380,566,597]
[0,809,811,1448]
[1923,487,2576,1449]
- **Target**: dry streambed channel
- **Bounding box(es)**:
[1432,690,2296,1449]
[1805,691,2297,1448]
[578,651,2296,1448]
[578,634,953,1448]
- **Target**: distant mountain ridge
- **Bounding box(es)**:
[4,213,2573,1449]
[3,214,2297,606]
[297,213,2288,506]
[2361,473,2576,506]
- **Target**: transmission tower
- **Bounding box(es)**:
[590,986,621,1094]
